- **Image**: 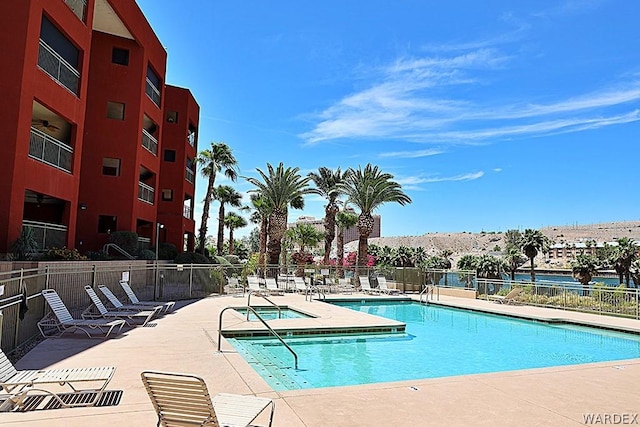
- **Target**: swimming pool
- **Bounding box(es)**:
[233,306,312,321]
[226,300,640,390]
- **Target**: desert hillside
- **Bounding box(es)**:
[344,220,640,266]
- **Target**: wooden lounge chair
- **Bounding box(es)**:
[376,276,400,295]
[83,285,160,327]
[98,285,164,313]
[141,371,274,427]
[38,289,126,338]
[488,287,523,304]
[0,349,116,412]
[119,281,175,313]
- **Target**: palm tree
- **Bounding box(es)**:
[609,237,638,286]
[335,209,358,278]
[503,246,527,281]
[308,167,347,265]
[289,223,324,254]
[196,142,238,255]
[248,193,271,270]
[340,164,411,272]
[245,163,313,266]
[519,229,549,283]
[224,212,247,255]
[571,252,599,293]
[214,185,243,255]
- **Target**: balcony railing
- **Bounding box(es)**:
[141,129,158,155]
[23,220,68,250]
[29,127,73,173]
[183,205,192,219]
[145,78,161,107]
[187,132,196,147]
[138,182,155,204]
[64,0,87,22]
[38,39,80,95]
[185,167,195,184]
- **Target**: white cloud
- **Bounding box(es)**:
[379,148,445,158]
[396,171,485,189]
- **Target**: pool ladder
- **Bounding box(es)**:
[420,285,436,304]
[217,305,299,370]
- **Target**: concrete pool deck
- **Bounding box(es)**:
[3,292,640,426]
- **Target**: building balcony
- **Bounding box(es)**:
[23,220,68,250]
[141,128,158,155]
[185,167,195,184]
[64,0,87,22]
[183,205,192,219]
[29,127,73,173]
[145,78,161,107]
[187,131,196,147]
[138,182,155,205]
[38,39,80,96]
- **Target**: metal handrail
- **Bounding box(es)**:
[419,285,434,304]
[217,306,298,369]
[246,292,282,320]
[102,243,135,260]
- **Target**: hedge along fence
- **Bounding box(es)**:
[0,260,229,356]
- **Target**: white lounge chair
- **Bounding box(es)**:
[376,276,400,295]
[359,276,378,294]
[119,281,175,313]
[0,349,116,412]
[141,371,274,427]
[293,276,309,294]
[98,285,164,313]
[38,289,126,338]
[488,287,523,305]
[247,276,268,295]
[84,285,160,327]
[264,277,284,295]
[337,278,354,294]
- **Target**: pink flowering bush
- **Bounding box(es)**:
[343,252,376,267]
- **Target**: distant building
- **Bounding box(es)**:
[288,211,381,244]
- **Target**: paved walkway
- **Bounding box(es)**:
[3,293,640,426]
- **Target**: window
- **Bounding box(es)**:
[40,16,79,69]
[166,111,178,123]
[102,158,121,176]
[98,215,117,233]
[164,149,176,162]
[112,48,129,65]
[107,102,125,120]
[162,189,173,201]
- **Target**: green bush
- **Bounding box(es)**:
[136,249,156,260]
[109,231,138,255]
[86,250,109,261]
[174,252,211,264]
[41,247,88,261]
[157,243,178,260]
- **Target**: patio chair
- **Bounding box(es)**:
[98,285,164,313]
[293,276,309,294]
[247,276,268,295]
[376,276,400,295]
[0,349,116,412]
[141,371,274,427]
[359,276,378,294]
[337,278,354,294]
[488,287,523,305]
[224,277,244,297]
[119,281,175,313]
[38,289,126,338]
[264,277,284,295]
[83,285,160,327]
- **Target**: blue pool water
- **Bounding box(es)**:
[226,301,640,390]
[234,307,311,321]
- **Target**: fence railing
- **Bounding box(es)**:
[138,181,155,204]
[38,39,80,95]
[29,127,73,173]
[63,0,87,22]
[145,78,161,107]
[23,220,68,250]
[141,129,158,155]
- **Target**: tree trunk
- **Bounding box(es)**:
[228,228,235,255]
[529,257,536,283]
[258,217,268,271]
[267,209,287,267]
[322,203,338,265]
[198,173,216,255]
[337,228,345,278]
[216,203,225,256]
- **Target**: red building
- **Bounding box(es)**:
[0,0,198,257]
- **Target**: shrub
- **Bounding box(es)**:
[174,252,211,264]
[109,231,138,255]
[136,249,156,260]
[41,247,88,261]
[157,242,178,260]
[223,254,240,265]
[10,227,39,260]
[86,250,109,261]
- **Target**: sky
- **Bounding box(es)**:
[137,0,640,239]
